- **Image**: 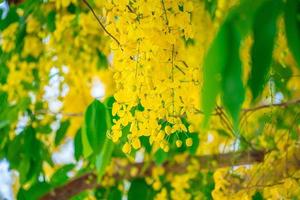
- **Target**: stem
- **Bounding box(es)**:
[82,0,121,47]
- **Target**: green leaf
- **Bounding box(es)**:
[18,182,52,200]
[0,63,9,85]
[108,187,122,200]
[81,122,93,158]
[55,120,70,146]
[36,124,52,134]
[202,23,229,125]
[128,178,154,200]
[50,164,75,187]
[252,191,264,200]
[97,50,108,69]
[154,149,167,165]
[285,0,300,68]
[0,7,19,31]
[96,97,114,180]
[74,128,83,160]
[18,157,31,184]
[204,0,218,19]
[140,136,152,153]
[95,137,114,179]
[221,22,244,125]
[83,99,107,153]
[189,133,200,155]
[15,19,27,54]
[0,120,9,129]
[272,62,292,96]
[47,10,56,32]
[249,0,282,100]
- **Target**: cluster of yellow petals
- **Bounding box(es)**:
[103,0,221,152]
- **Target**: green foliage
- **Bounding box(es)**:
[0,7,19,30]
[128,178,155,200]
[74,128,83,161]
[55,120,70,146]
[50,164,75,187]
[154,148,168,165]
[82,99,107,154]
[204,0,218,19]
[252,191,264,200]
[94,186,122,200]
[47,10,56,32]
[249,0,282,100]
[284,0,300,68]
[220,21,244,125]
[97,50,109,69]
[202,22,229,125]
[17,182,51,200]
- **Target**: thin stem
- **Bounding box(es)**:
[82,0,121,47]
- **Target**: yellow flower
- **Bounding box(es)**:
[122,142,131,154]
[22,36,42,57]
[176,140,182,148]
[185,138,193,147]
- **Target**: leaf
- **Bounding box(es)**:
[95,137,114,179]
[83,99,107,153]
[36,124,52,134]
[201,23,229,125]
[128,178,154,200]
[140,136,152,153]
[285,0,300,68]
[50,164,75,187]
[95,97,114,180]
[97,50,108,69]
[154,149,167,165]
[0,63,9,85]
[204,0,218,19]
[18,157,31,184]
[249,0,282,100]
[15,19,26,53]
[0,120,9,129]
[55,120,70,146]
[221,21,244,125]
[81,122,93,158]
[0,7,19,30]
[252,191,264,200]
[74,128,83,160]
[108,187,122,200]
[18,182,52,200]
[28,183,52,199]
[272,62,292,96]
[189,133,200,155]
[47,10,56,32]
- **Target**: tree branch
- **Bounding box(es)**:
[243,98,300,113]
[40,150,265,200]
[82,0,121,46]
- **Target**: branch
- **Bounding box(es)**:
[195,98,300,116]
[35,110,83,117]
[243,98,300,113]
[82,0,121,46]
[40,150,265,200]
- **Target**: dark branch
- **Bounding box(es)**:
[40,150,265,200]
[82,0,121,46]
[243,99,300,113]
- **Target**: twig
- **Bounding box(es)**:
[243,99,300,113]
[82,0,121,46]
[36,110,83,117]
